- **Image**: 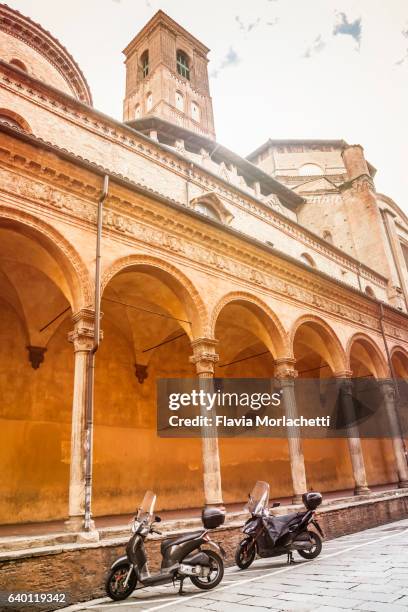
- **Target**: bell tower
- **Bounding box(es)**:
[123,10,216,140]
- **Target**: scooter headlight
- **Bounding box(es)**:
[131,519,140,533]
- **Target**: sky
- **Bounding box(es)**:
[7,0,408,209]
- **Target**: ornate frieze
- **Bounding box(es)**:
[0,140,407,343]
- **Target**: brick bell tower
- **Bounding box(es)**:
[122,10,216,140]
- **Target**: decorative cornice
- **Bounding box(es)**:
[0,4,92,105]
[1,143,408,346]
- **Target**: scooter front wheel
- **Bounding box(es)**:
[235,538,256,569]
[190,550,224,590]
[297,532,322,560]
[105,561,137,600]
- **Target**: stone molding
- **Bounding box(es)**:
[0,6,92,105]
[0,65,388,286]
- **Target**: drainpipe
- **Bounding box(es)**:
[185,162,193,206]
[84,174,109,531]
[378,301,408,463]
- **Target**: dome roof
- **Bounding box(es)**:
[0,3,92,105]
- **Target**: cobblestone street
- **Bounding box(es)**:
[71,518,408,612]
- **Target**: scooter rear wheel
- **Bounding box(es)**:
[297,532,322,560]
[190,550,224,590]
[235,538,256,569]
[106,561,137,600]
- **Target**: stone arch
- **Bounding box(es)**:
[0,107,32,132]
[101,254,208,338]
[210,291,288,358]
[290,314,347,373]
[347,332,388,377]
[390,345,408,377]
[0,205,92,311]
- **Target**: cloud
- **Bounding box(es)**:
[333,12,362,48]
[210,47,241,78]
[303,35,326,58]
[396,52,408,66]
[235,15,261,33]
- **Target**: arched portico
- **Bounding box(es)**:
[89,255,211,515]
[210,293,292,502]
[291,315,357,494]
[0,210,90,524]
[347,333,406,488]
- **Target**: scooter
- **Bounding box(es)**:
[106,490,226,600]
[235,481,324,569]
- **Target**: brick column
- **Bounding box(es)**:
[65,309,95,532]
[275,358,307,503]
[190,338,223,506]
[334,371,370,495]
[378,379,408,488]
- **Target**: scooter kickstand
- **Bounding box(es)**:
[287,551,296,565]
[178,576,186,595]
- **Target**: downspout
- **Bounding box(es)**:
[186,162,193,206]
[84,174,109,531]
[378,301,408,463]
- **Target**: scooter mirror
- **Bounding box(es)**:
[154,515,162,522]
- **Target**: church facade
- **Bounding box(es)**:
[1,5,408,530]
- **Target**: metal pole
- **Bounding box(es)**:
[84,174,109,531]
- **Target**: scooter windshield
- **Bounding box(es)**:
[136,490,156,522]
[246,481,270,515]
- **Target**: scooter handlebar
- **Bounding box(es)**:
[151,527,162,535]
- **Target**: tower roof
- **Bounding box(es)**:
[123,9,210,58]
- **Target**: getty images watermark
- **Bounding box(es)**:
[157,377,408,438]
[167,388,330,429]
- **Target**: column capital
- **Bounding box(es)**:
[274,357,298,380]
[333,369,353,379]
[378,378,396,400]
[68,308,96,352]
[190,337,219,376]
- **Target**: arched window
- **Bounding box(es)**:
[299,163,323,176]
[175,91,184,111]
[9,58,28,72]
[0,108,30,132]
[365,286,375,298]
[177,50,190,80]
[134,104,141,119]
[191,101,200,122]
[323,230,334,244]
[300,253,316,268]
[141,50,149,78]
[146,92,153,111]
[195,201,220,221]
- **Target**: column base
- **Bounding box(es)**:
[64,515,84,532]
[204,502,225,510]
[397,480,408,489]
[354,485,371,496]
[292,494,304,504]
[65,515,99,542]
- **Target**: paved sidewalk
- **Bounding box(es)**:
[71,518,408,612]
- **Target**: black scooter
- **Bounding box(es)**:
[106,490,226,600]
[235,481,324,569]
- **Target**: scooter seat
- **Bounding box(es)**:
[160,530,205,553]
[272,512,301,525]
